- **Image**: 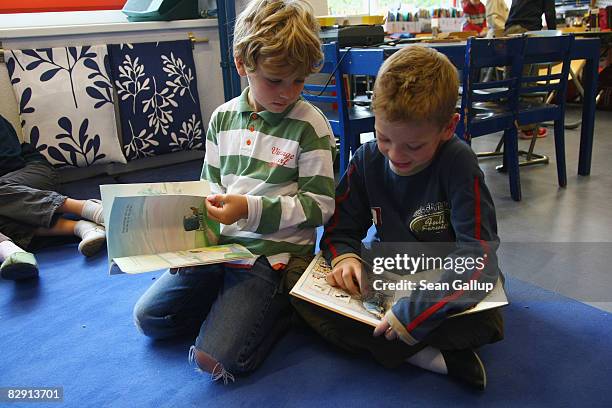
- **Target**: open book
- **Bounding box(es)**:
[290,252,508,327]
[100,181,254,274]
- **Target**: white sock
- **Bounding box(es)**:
[0,240,26,262]
[81,199,104,225]
[406,346,448,375]
[74,220,103,238]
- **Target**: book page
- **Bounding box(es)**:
[290,252,508,327]
[100,181,211,228]
[100,181,254,274]
[106,195,218,260]
[290,252,398,327]
[112,244,255,274]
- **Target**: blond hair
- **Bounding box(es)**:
[233,0,323,78]
[371,46,458,129]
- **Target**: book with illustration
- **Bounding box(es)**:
[100,181,254,274]
[289,252,508,327]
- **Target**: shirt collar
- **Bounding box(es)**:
[237,86,298,127]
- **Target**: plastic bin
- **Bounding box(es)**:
[122,0,200,22]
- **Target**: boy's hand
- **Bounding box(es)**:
[373,318,398,341]
[326,257,363,295]
[205,194,248,225]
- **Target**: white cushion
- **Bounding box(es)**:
[5,45,126,167]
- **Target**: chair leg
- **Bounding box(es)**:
[350,132,360,160]
[553,119,567,187]
[504,127,522,201]
[455,118,465,143]
[338,133,350,175]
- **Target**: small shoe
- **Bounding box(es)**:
[0,252,39,280]
[78,225,106,257]
[519,128,547,140]
[442,349,487,390]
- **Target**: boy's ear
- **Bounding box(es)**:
[234,57,248,77]
[442,113,460,141]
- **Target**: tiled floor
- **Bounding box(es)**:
[471,105,612,312]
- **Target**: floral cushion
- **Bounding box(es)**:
[108,40,205,160]
[5,45,126,167]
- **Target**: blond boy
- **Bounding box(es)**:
[134,0,335,383]
[287,46,503,390]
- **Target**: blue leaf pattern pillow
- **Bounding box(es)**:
[4,46,126,167]
[108,41,205,159]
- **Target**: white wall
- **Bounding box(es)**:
[235,0,329,16]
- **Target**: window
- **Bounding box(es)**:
[327,0,457,16]
[0,1,126,14]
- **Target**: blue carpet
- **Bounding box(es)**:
[2,160,611,407]
[1,242,611,408]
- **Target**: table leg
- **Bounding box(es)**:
[578,51,599,176]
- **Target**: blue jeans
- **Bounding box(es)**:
[133,256,291,377]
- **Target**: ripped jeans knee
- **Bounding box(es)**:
[188,346,235,385]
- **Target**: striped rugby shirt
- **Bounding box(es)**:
[201,87,336,268]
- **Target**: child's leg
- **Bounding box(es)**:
[0,232,38,280]
[286,262,502,389]
[0,161,59,191]
[0,182,66,229]
[190,256,291,382]
[34,219,106,257]
[424,308,504,351]
[133,265,225,340]
[60,198,104,225]
[285,258,420,368]
[409,308,504,389]
[0,161,102,228]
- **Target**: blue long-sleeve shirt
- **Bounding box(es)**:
[321,136,501,345]
[1,115,45,176]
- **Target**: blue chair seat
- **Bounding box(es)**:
[518,100,561,111]
[320,106,375,135]
[472,110,514,122]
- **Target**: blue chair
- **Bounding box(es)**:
[517,34,575,188]
[302,42,375,174]
[456,36,526,201]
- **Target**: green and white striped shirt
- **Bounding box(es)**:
[201,87,336,268]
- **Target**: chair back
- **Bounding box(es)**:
[302,42,352,171]
[518,34,575,122]
[457,36,526,141]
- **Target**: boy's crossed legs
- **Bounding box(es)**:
[285,256,504,390]
[133,256,292,383]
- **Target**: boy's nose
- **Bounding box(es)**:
[388,150,409,162]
